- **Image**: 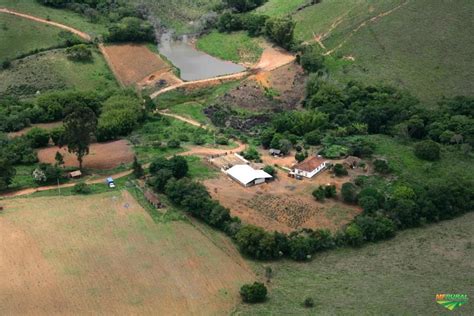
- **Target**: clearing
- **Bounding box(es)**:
[0,48,117,98]
[0,192,254,315]
[204,152,363,233]
[236,211,474,315]
[37,139,134,170]
[99,44,177,87]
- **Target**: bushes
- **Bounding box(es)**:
[341,182,358,203]
[73,182,91,194]
[414,140,441,161]
[333,163,348,177]
[300,45,325,73]
[264,16,296,50]
[106,17,154,43]
[32,163,62,184]
[240,282,267,303]
[97,95,144,142]
[0,156,16,191]
[26,127,50,148]
[373,158,391,174]
[66,44,92,62]
[312,185,336,202]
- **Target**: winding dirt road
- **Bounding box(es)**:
[0,8,92,41]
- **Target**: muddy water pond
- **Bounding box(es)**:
[158,33,245,81]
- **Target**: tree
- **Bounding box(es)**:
[312,186,326,201]
[0,156,16,191]
[240,282,267,303]
[225,0,267,12]
[414,140,441,161]
[265,16,295,49]
[55,151,64,168]
[263,165,276,177]
[132,156,144,178]
[149,169,174,192]
[169,156,189,179]
[341,182,358,203]
[373,158,391,174]
[66,44,92,62]
[344,223,364,247]
[333,163,348,177]
[74,182,91,194]
[295,152,306,163]
[26,127,50,148]
[300,45,325,73]
[63,106,97,169]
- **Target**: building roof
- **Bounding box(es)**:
[69,170,82,177]
[144,190,160,205]
[269,148,281,154]
[344,156,362,165]
[294,156,327,172]
[226,164,272,185]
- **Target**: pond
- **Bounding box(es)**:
[158,33,246,81]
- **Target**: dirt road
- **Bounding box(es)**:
[0,8,91,41]
[158,110,204,127]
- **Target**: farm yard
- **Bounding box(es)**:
[204,164,363,233]
[37,140,134,170]
[0,192,254,315]
[100,44,179,87]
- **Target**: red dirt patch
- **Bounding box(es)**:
[100,44,172,86]
[37,140,134,169]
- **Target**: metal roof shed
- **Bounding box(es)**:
[226,164,273,187]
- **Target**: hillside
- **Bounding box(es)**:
[236,211,474,315]
[258,0,474,103]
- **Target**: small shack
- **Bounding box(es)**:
[68,170,82,179]
[226,164,273,187]
[144,190,162,208]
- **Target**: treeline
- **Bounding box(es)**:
[217,13,295,50]
[36,0,155,43]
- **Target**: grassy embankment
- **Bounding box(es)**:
[196,31,263,64]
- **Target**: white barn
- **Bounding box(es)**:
[292,156,328,178]
[226,164,273,187]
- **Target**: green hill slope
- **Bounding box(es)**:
[259,0,474,103]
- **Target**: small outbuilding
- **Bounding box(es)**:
[291,156,328,179]
[68,170,82,179]
[269,148,283,157]
[226,164,273,187]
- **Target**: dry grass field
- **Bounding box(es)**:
[0,192,254,315]
[37,140,134,170]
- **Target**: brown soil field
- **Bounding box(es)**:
[7,121,63,138]
[37,140,134,170]
[204,153,364,233]
[100,44,172,86]
[0,192,254,315]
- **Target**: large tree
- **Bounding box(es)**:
[0,156,16,191]
[63,106,97,169]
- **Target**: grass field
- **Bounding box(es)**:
[196,31,263,64]
[0,13,81,62]
[256,0,474,102]
[167,102,210,125]
[367,135,474,184]
[257,0,308,17]
[0,0,106,35]
[0,192,254,315]
[0,48,117,98]
[236,211,474,315]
